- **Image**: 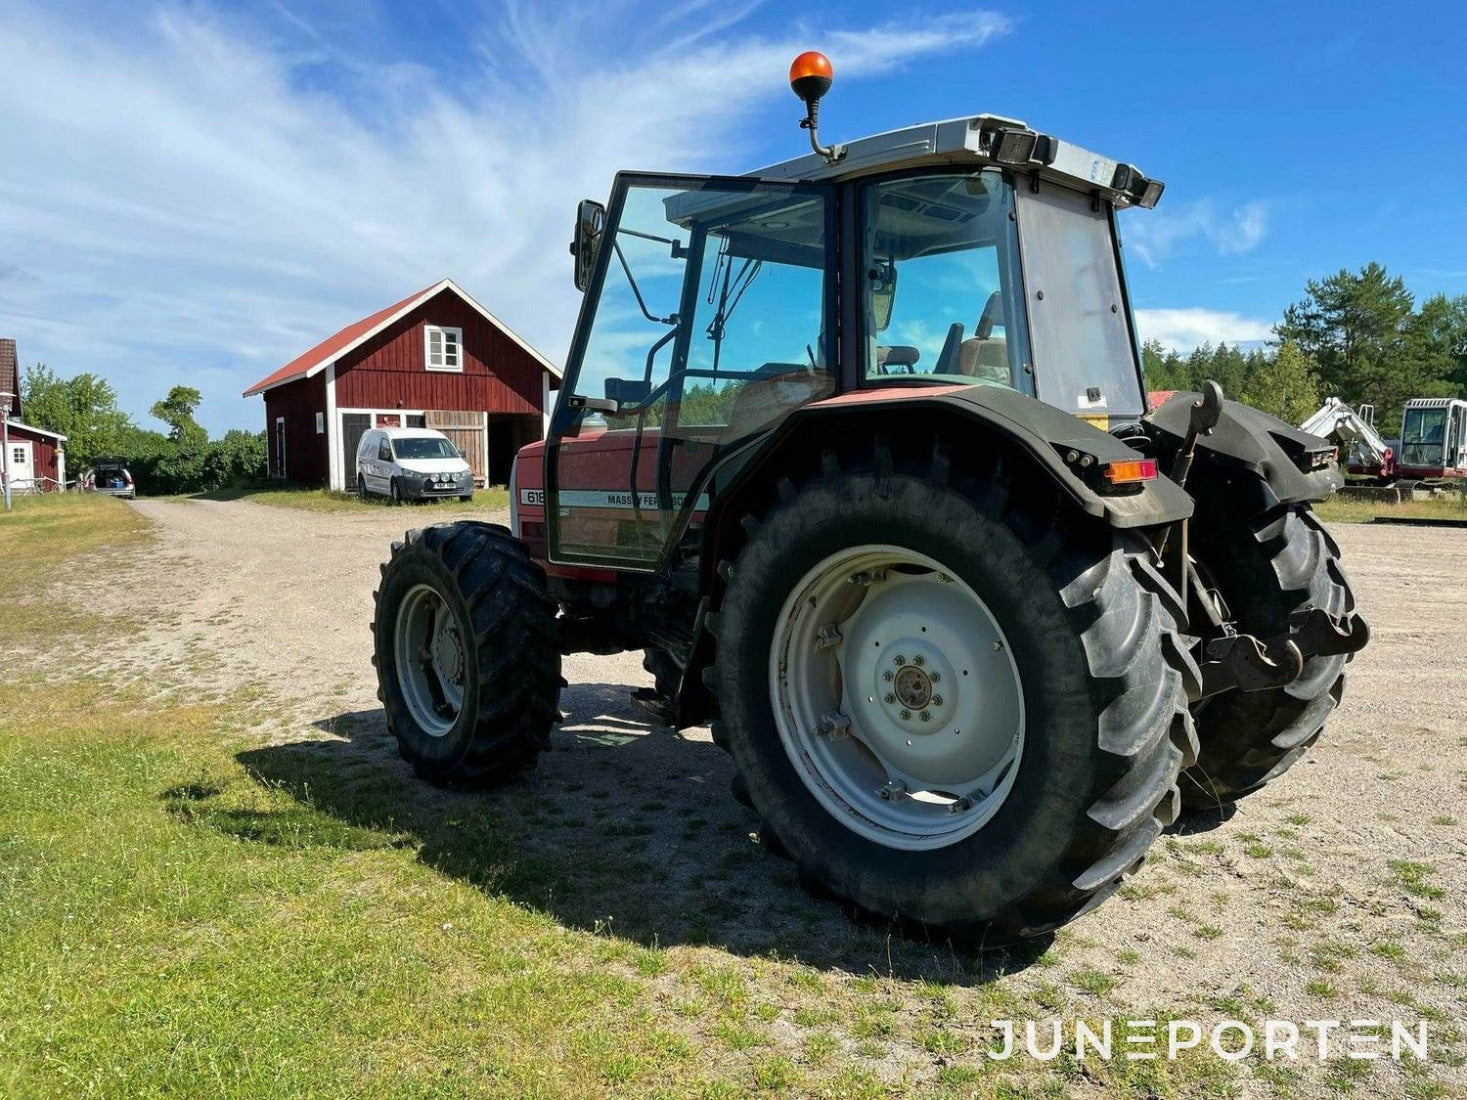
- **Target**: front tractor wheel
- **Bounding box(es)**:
[712,454,1198,945]
[373,522,560,788]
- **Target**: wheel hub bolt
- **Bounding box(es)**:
[931,695,943,707]
[993,641,1004,652]
[893,655,905,666]
[919,710,931,722]
[884,693,896,705]
[900,709,911,720]
[929,672,940,683]
[883,670,894,682]
[912,655,925,667]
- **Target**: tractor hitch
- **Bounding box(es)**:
[1194,607,1369,701]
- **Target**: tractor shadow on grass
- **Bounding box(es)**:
[232,679,1052,984]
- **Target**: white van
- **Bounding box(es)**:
[356,427,475,503]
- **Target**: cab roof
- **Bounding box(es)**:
[747,115,1164,209]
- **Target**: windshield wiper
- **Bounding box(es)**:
[705,244,761,374]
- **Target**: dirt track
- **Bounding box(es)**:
[99,499,1467,1091]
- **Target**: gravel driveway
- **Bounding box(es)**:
[111,497,1467,1087]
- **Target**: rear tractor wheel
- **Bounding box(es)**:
[373,521,561,788]
[1182,502,1355,809]
[711,451,1197,944]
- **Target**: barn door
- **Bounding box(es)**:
[340,413,371,488]
[272,417,287,479]
[426,410,487,486]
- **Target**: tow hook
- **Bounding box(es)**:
[1193,607,1369,702]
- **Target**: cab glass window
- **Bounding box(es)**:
[572,180,833,439]
[859,170,1033,395]
[1401,406,1448,468]
[1017,183,1146,417]
[553,175,833,567]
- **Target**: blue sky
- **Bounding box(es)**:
[2,0,1464,435]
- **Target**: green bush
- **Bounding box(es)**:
[127,430,267,495]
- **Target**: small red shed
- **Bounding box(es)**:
[242,279,561,489]
[1,337,69,492]
[2,421,68,492]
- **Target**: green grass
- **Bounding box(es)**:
[1387,860,1447,901]
[182,484,510,513]
[1313,492,1467,524]
[0,493,150,648]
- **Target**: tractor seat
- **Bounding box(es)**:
[958,291,1012,386]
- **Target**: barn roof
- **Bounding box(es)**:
[242,278,561,398]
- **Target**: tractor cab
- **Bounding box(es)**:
[535,61,1166,571]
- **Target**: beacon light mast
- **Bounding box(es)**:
[789,51,843,163]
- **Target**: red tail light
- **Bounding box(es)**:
[1102,459,1157,484]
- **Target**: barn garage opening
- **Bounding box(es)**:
[341,413,371,488]
[488,415,542,486]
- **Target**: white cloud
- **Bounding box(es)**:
[0,4,1010,433]
[1134,308,1274,352]
[1125,199,1269,269]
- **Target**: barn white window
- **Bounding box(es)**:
[424,325,464,372]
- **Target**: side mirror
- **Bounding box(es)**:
[605,377,651,408]
[571,199,607,292]
[869,261,897,332]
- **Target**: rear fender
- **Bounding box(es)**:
[1147,393,1343,523]
[703,385,1193,570]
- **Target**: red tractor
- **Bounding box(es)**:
[372,55,1367,944]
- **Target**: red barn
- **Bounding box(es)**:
[243,279,561,489]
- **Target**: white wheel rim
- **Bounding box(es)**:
[769,545,1025,851]
[394,583,466,737]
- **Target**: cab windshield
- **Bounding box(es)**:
[1400,407,1446,467]
[393,437,461,460]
